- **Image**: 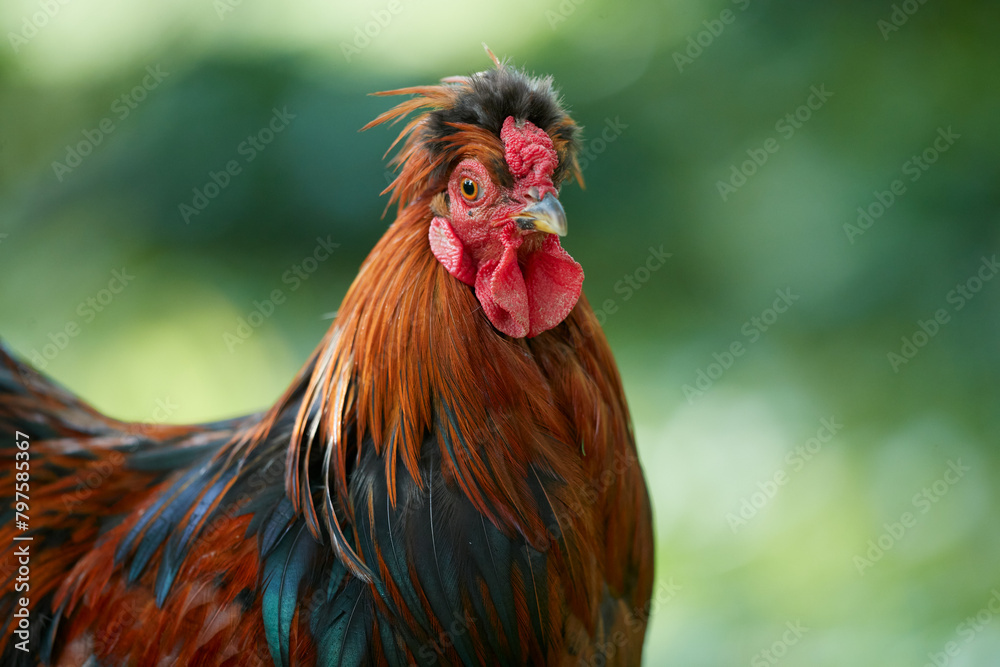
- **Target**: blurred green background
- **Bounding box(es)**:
[2,0,998,664]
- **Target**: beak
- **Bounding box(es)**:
[514,192,568,237]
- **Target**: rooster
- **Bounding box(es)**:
[0,51,654,666]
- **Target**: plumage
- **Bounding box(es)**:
[0,54,653,666]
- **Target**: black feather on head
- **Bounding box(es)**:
[426,65,580,186]
[364,57,583,209]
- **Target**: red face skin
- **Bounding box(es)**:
[429,117,584,338]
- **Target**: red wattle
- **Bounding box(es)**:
[476,243,529,338]
[472,235,583,339]
[521,235,584,337]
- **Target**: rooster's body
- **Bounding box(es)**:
[0,58,654,666]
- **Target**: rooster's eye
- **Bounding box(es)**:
[460,178,479,201]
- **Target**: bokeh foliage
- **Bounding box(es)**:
[1,0,998,664]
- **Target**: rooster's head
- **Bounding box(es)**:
[366,52,584,338]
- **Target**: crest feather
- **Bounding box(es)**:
[362,57,582,213]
